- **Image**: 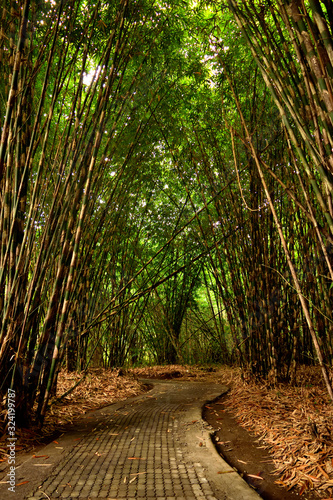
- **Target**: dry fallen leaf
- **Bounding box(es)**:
[221,365,333,496]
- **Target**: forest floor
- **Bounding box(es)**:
[0,364,332,499]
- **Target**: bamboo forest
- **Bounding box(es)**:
[1,0,333,437]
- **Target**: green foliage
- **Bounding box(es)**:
[1,0,333,430]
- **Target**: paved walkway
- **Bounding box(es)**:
[1,380,261,500]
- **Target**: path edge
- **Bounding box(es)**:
[180,387,262,500]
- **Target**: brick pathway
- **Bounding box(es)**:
[0,380,262,500]
[27,382,222,499]
[32,402,214,499]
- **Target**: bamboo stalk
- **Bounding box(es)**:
[230,76,333,400]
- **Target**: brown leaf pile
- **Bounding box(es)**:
[49,368,147,426]
[223,366,333,498]
[0,368,147,456]
[130,364,239,383]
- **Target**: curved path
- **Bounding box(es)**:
[1,380,261,500]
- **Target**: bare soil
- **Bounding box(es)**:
[204,393,319,500]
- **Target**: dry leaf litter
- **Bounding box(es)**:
[221,366,333,498]
[0,368,147,459]
[0,364,332,498]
